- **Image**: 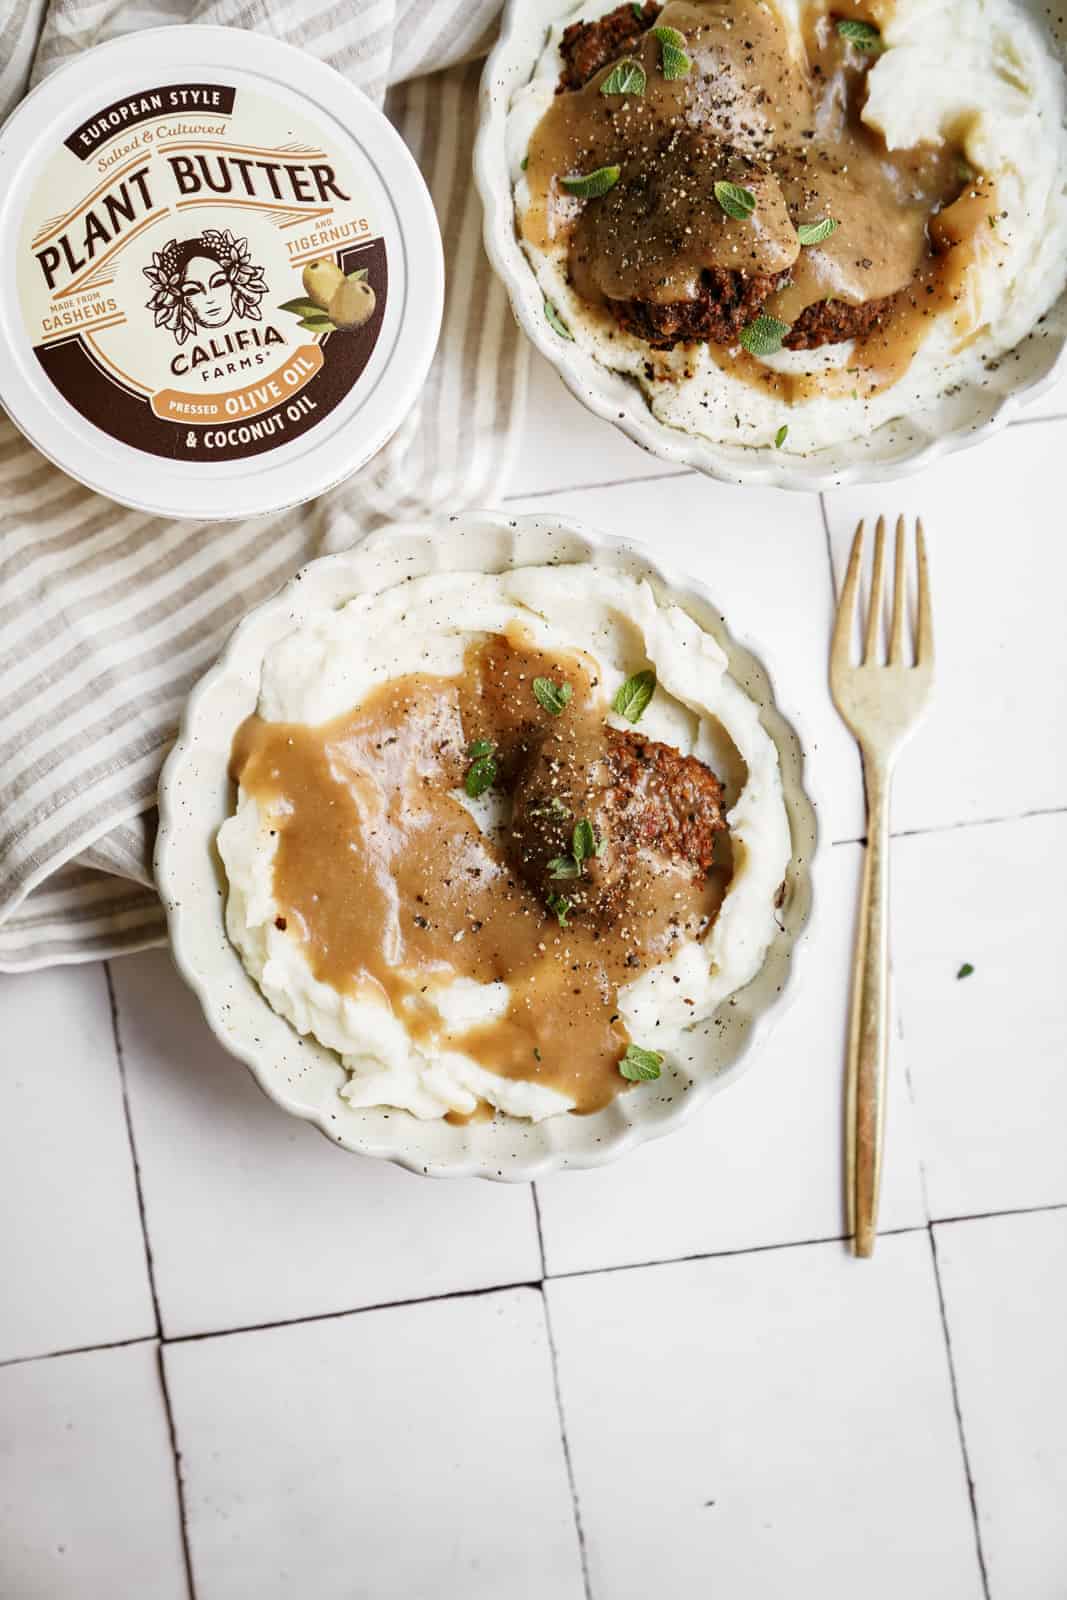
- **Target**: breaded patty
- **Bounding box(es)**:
[509,726,725,926]
[614,267,790,349]
[558,1,663,93]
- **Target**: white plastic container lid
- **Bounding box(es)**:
[0,27,444,520]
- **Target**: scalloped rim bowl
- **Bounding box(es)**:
[474,0,1067,493]
[155,513,819,1180]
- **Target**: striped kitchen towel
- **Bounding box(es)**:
[0,0,527,971]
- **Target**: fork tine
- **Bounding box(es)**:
[916,518,934,665]
[889,515,907,664]
[833,520,865,668]
[864,516,886,664]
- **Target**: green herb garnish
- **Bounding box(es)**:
[631,2,645,19]
[546,893,572,928]
[548,856,581,880]
[521,154,529,171]
[774,424,789,449]
[836,18,883,53]
[544,298,574,340]
[796,217,839,247]
[612,669,656,724]
[957,962,975,979]
[739,315,791,357]
[549,818,603,881]
[714,180,756,221]
[572,818,598,865]
[620,1043,663,1081]
[652,24,691,78]
[464,741,497,798]
[561,165,621,199]
[601,58,647,96]
[533,677,573,716]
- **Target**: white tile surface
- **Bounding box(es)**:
[110,950,541,1338]
[504,348,682,499]
[548,1234,984,1600]
[0,965,154,1364]
[935,1210,1067,1600]
[0,1341,186,1600]
[894,812,1067,1220]
[536,843,926,1275]
[509,472,866,846]
[165,1287,584,1600]
[823,421,1067,834]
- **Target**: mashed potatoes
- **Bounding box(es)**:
[218,566,791,1121]
[508,0,1067,453]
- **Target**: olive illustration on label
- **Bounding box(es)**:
[302,258,345,310]
[328,276,376,329]
[278,265,375,334]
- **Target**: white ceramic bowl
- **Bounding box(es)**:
[474,0,1067,493]
[155,513,818,1180]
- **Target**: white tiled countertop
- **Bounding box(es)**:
[3,358,1067,1599]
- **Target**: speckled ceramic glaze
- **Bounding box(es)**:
[474,0,1067,492]
[155,514,818,1179]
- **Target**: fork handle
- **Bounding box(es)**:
[847,751,892,1258]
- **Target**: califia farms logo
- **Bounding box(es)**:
[143,229,267,345]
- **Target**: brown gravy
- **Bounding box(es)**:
[524,0,996,399]
[230,634,729,1114]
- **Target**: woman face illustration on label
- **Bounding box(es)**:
[143,229,268,345]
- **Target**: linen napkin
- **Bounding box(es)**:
[0,0,527,971]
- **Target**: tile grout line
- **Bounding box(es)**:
[162,1278,545,1348]
[544,1222,927,1283]
[156,1347,199,1600]
[503,466,694,503]
[1008,411,1067,427]
[830,799,1067,851]
[932,1199,1067,1227]
[0,1334,156,1371]
[104,962,197,1600]
[531,1184,549,1280]
[927,1226,992,1600]
[538,1286,593,1600]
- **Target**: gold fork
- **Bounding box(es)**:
[831,516,935,1258]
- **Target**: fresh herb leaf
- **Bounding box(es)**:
[546,892,572,928]
[548,856,582,880]
[544,298,574,340]
[601,58,647,96]
[739,315,790,357]
[714,180,756,221]
[653,24,691,78]
[796,216,839,247]
[775,424,789,449]
[465,754,497,799]
[561,165,621,199]
[957,962,975,979]
[619,1043,663,1081]
[631,1,645,18]
[836,18,883,53]
[572,818,597,865]
[467,739,494,759]
[533,678,573,716]
[612,669,657,724]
